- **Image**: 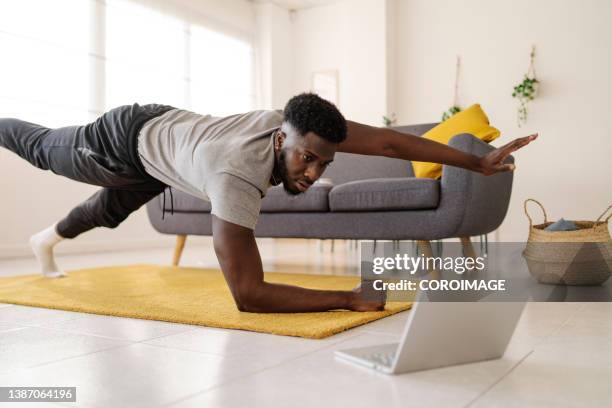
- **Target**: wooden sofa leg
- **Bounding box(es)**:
[416,240,440,280]
[416,240,433,257]
[460,236,476,258]
[173,235,187,266]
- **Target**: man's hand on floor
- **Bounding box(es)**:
[350,282,387,312]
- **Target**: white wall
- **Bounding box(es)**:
[287,0,611,241]
[0,0,255,259]
[254,2,294,110]
[291,0,390,125]
[394,0,612,240]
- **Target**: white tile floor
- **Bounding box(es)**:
[0,239,610,408]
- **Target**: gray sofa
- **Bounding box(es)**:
[145,123,514,265]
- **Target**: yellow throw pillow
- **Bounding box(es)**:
[412,104,500,179]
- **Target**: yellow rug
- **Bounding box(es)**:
[0,264,411,339]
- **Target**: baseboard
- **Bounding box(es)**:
[0,236,178,260]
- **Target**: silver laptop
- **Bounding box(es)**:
[335,300,526,374]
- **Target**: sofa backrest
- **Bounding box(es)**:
[322,123,438,185]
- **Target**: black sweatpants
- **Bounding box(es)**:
[0,103,175,239]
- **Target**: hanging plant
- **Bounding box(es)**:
[512,45,539,127]
[441,55,462,121]
[382,113,397,127]
[442,106,461,121]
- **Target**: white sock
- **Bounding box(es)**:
[29,223,66,278]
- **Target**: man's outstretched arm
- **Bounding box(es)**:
[339,121,537,175]
[212,215,384,313]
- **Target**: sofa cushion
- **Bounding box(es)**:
[161,183,333,214]
[329,178,440,211]
[261,183,332,212]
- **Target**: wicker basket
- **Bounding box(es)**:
[522,199,612,285]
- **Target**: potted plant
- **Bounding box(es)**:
[512,45,539,127]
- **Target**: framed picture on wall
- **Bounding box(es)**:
[311,70,339,105]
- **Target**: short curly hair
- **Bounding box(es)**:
[282,93,347,143]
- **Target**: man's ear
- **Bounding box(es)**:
[274,130,286,152]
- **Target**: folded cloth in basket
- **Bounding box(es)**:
[545,218,579,231]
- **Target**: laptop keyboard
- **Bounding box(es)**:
[368,351,396,367]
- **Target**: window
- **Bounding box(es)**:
[190,26,254,116]
[0,0,255,127]
[106,0,254,115]
[0,0,90,126]
[105,0,187,109]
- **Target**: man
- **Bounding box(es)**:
[0,93,537,313]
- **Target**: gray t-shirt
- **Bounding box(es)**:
[137,108,283,229]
